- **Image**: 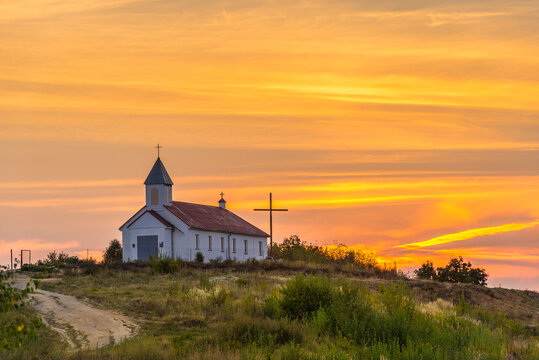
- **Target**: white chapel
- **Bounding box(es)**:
[119,155,269,262]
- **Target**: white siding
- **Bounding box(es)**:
[121,205,268,262]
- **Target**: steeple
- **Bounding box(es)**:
[145,149,173,207]
[144,157,173,186]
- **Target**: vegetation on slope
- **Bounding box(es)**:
[0,268,59,353]
[3,262,537,360]
[416,257,488,286]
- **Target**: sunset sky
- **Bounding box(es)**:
[1,0,538,290]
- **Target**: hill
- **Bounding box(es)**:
[2,260,538,359]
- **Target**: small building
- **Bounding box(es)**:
[119,156,269,262]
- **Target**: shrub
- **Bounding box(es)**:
[269,274,334,320]
[273,235,378,269]
[45,251,80,266]
[416,257,488,285]
[209,287,231,307]
[0,268,35,313]
[265,274,512,358]
[195,252,205,263]
[218,314,303,347]
[324,279,378,343]
[0,268,41,350]
[150,256,182,274]
[103,239,123,264]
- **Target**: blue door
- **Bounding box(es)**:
[137,235,158,261]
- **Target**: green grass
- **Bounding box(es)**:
[6,267,539,360]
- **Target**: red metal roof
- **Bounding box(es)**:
[165,201,269,238]
[126,209,174,228]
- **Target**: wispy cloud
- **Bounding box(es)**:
[0,238,80,251]
[0,0,143,22]
[398,221,539,249]
[0,179,139,190]
[343,10,510,26]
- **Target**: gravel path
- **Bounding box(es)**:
[12,273,137,349]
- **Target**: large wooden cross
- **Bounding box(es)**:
[254,193,288,258]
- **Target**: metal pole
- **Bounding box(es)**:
[29,250,31,264]
[21,249,23,267]
[10,249,13,270]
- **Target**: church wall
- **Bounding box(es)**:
[180,228,267,262]
[121,206,268,263]
[122,227,170,261]
[122,212,172,261]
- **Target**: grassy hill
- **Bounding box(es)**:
[3,259,537,360]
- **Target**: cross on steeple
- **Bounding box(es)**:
[220,192,225,199]
[155,144,162,158]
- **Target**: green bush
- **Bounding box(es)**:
[267,275,511,359]
[0,268,42,351]
[276,274,334,320]
[324,279,378,343]
[218,314,303,348]
[195,252,205,263]
[149,256,182,274]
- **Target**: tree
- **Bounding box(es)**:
[103,239,123,264]
[45,251,79,266]
[414,260,436,281]
[415,257,488,286]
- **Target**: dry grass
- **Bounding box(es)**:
[12,266,538,360]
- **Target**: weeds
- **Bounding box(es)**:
[9,269,539,360]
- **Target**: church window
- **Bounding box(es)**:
[151,187,159,205]
[232,238,236,253]
[244,239,248,255]
[208,236,212,251]
[259,241,263,256]
[195,234,199,250]
[220,237,224,252]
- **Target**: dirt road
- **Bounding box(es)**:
[12,273,137,348]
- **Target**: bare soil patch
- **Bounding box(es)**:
[12,273,137,348]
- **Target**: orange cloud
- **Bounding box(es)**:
[398,221,539,249]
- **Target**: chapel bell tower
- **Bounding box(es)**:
[144,145,173,208]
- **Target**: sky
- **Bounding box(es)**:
[1,0,538,290]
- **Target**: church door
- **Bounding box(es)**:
[137,235,158,261]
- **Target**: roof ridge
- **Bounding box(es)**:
[171,200,223,209]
